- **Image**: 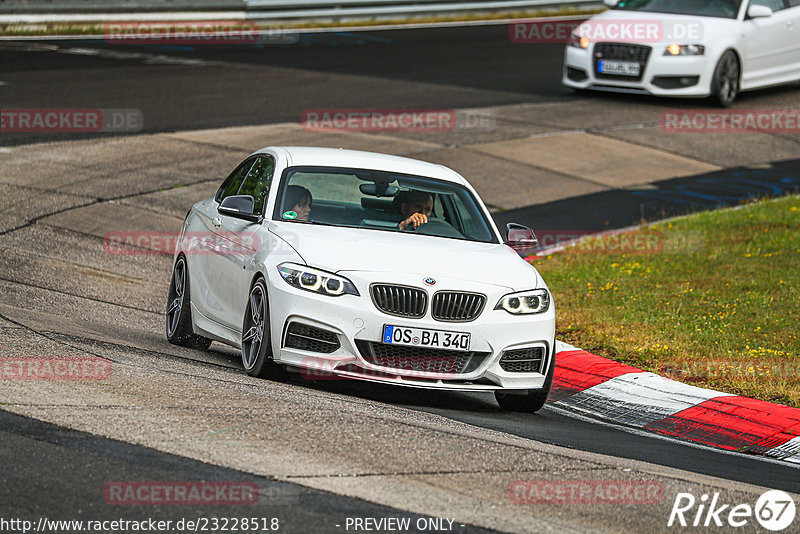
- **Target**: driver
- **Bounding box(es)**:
[397,190,433,230]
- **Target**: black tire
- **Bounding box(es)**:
[241,278,286,380]
[165,256,212,350]
[711,50,740,107]
[494,350,555,413]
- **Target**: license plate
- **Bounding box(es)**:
[598,60,640,76]
[382,325,471,351]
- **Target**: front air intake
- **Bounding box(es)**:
[499,347,545,373]
[284,322,340,353]
[355,340,489,374]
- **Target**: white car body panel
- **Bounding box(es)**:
[174,146,555,392]
[741,6,800,88]
[562,1,800,97]
[270,221,542,291]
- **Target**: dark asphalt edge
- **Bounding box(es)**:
[491,158,800,232]
[0,409,500,534]
[398,399,800,494]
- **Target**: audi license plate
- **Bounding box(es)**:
[382,325,471,351]
[598,60,640,76]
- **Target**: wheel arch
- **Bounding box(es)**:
[249,270,267,293]
[711,47,742,105]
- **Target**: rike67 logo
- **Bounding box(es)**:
[668,490,796,531]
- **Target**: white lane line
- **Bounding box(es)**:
[555,340,581,353]
[765,436,800,463]
[558,371,734,428]
[0,11,590,27]
[0,11,247,24]
[0,81,7,85]
[50,46,221,67]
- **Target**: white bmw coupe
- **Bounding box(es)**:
[563,0,800,105]
[166,147,555,412]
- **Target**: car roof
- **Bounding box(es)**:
[255,146,467,185]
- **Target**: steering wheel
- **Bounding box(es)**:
[412,218,465,239]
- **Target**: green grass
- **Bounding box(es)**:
[533,195,800,407]
[0,7,603,37]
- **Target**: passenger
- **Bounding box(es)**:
[397,190,434,230]
[284,185,312,221]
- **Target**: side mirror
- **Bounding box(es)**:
[506,223,539,256]
[218,195,262,223]
[747,4,773,18]
[603,0,619,7]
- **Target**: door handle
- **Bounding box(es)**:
[212,217,222,228]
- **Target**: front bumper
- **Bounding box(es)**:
[266,269,556,391]
[562,42,713,97]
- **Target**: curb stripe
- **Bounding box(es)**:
[558,372,733,428]
[549,349,640,401]
[644,396,800,453]
[552,346,800,463]
[767,437,800,463]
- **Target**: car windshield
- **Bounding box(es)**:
[273,167,497,243]
[612,0,741,18]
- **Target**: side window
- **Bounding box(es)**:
[749,0,785,11]
[215,158,255,203]
[237,156,275,215]
[788,0,799,7]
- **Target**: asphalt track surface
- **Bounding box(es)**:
[0,410,493,533]
[3,24,798,146]
[301,379,800,493]
[2,21,800,531]
[1,26,563,146]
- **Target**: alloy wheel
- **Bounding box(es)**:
[166,258,186,338]
[242,284,266,370]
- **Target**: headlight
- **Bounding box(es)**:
[568,33,590,49]
[495,289,550,315]
[664,44,704,56]
[277,263,359,297]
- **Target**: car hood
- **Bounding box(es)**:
[268,221,541,291]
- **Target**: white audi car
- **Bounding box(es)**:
[563,0,800,105]
[166,147,555,412]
